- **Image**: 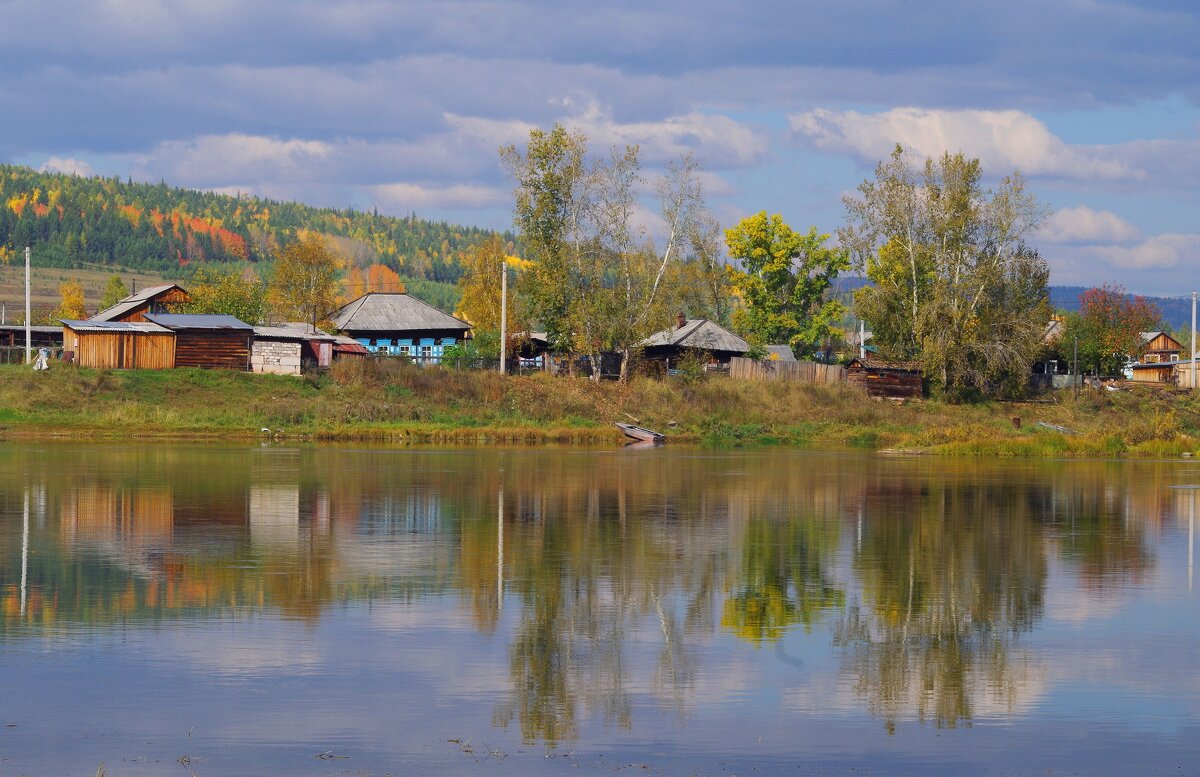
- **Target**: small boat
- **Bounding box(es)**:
[615,423,665,444]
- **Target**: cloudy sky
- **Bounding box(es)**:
[3,0,1198,294]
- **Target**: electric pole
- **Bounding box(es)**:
[499,258,507,375]
[24,245,31,364]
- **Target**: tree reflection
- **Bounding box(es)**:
[721,513,843,643]
[835,476,1047,731]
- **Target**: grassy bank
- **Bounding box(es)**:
[2,360,1200,455]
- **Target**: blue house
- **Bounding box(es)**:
[328,293,471,362]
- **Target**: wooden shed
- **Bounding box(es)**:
[846,357,924,398]
[61,320,177,369]
[639,316,751,366]
[90,283,190,323]
[146,314,253,370]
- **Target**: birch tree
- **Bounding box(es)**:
[841,147,1050,396]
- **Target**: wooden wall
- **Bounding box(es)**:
[730,356,846,384]
[847,367,924,398]
[114,288,192,323]
[174,330,252,370]
[65,327,176,369]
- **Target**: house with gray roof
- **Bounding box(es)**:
[90,283,190,323]
[328,292,471,362]
[639,315,750,366]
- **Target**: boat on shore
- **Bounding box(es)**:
[615,423,665,444]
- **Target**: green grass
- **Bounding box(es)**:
[3,360,1200,456]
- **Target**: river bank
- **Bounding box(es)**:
[1,360,1198,455]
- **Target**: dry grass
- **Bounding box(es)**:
[2,360,1200,456]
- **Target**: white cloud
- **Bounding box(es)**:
[790,107,1134,181]
[368,182,508,210]
[1091,233,1200,271]
[134,133,333,186]
[1037,206,1142,245]
[39,156,95,176]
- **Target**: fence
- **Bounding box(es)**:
[0,346,30,365]
[729,356,846,384]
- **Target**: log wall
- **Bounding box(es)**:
[174,330,252,370]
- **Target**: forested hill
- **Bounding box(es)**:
[0,164,506,283]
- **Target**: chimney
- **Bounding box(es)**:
[676,312,686,329]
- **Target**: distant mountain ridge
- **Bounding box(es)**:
[834,277,1193,330]
[0,164,508,286]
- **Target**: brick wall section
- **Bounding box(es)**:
[252,340,302,375]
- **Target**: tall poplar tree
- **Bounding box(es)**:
[841,146,1050,396]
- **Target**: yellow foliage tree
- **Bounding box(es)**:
[454,235,521,332]
[366,263,405,293]
[54,278,88,321]
[269,234,343,330]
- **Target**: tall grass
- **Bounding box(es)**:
[2,361,1200,456]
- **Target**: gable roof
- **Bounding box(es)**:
[1141,331,1182,349]
[640,319,750,354]
[145,313,252,331]
[329,293,470,333]
[90,283,187,322]
[764,345,797,362]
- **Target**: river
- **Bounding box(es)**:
[1,444,1198,776]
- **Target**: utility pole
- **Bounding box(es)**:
[1191,291,1197,390]
[859,320,866,360]
[24,245,31,364]
[499,259,507,375]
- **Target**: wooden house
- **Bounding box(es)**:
[846,357,924,398]
[145,314,253,370]
[90,283,190,323]
[639,315,750,367]
[61,319,177,369]
[1130,331,1185,383]
[328,292,471,362]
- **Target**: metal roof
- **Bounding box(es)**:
[90,284,185,322]
[253,325,336,341]
[146,313,253,330]
[329,293,470,333]
[0,324,62,334]
[640,319,750,354]
[60,319,172,333]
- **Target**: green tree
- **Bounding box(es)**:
[842,146,1050,396]
[180,267,268,324]
[501,125,589,362]
[725,212,849,357]
[99,274,129,310]
[268,233,343,330]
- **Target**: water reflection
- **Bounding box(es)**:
[1,446,1198,755]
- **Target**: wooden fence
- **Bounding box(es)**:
[729,357,846,384]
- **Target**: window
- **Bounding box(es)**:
[399,345,411,356]
[420,345,433,360]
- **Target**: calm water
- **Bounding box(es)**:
[1,444,1198,776]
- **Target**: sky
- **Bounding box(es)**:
[2,0,1198,295]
